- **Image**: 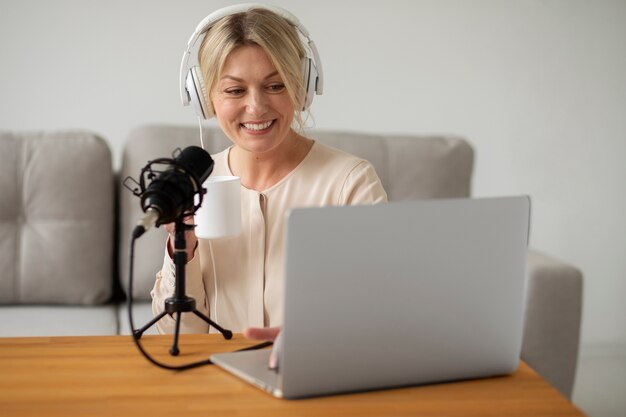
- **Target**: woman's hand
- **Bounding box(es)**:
[164,216,198,260]
[243,326,282,369]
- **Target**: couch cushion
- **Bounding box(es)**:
[119,125,474,301]
[311,131,474,200]
[0,131,113,304]
[0,305,118,336]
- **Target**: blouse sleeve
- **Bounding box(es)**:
[338,160,388,205]
[151,238,210,334]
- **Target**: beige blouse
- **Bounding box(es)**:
[151,141,387,334]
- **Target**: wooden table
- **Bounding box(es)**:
[0,334,585,416]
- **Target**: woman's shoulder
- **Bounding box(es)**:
[210,147,230,159]
[210,147,232,175]
[293,139,379,185]
[300,140,387,204]
[307,140,366,168]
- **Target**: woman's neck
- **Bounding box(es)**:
[228,133,314,192]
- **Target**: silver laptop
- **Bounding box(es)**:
[211,196,531,399]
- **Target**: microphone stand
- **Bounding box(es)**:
[132,218,232,356]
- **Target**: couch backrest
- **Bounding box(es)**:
[119,125,474,300]
[0,131,113,305]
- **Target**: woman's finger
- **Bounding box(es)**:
[242,326,281,341]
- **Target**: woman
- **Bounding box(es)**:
[151,6,387,344]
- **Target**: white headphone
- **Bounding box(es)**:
[179,3,324,120]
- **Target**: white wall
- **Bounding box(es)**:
[1,0,625,349]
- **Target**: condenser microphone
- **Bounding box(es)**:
[132,146,214,238]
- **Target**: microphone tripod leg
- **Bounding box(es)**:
[170,311,182,356]
[134,311,168,340]
[192,310,233,339]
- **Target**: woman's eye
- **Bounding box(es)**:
[267,83,286,93]
[225,88,245,96]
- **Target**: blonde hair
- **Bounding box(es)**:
[198,8,308,128]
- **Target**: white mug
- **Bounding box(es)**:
[195,176,241,239]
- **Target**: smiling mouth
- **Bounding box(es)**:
[241,120,275,132]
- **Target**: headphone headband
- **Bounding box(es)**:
[180,3,323,119]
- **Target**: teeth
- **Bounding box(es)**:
[242,120,273,131]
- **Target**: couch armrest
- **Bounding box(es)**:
[521,250,583,399]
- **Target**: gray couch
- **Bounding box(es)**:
[0,125,583,398]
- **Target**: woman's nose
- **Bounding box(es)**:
[245,89,268,116]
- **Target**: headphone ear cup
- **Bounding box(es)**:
[186,66,213,119]
[301,58,315,111]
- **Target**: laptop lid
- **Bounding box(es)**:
[213,196,531,399]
